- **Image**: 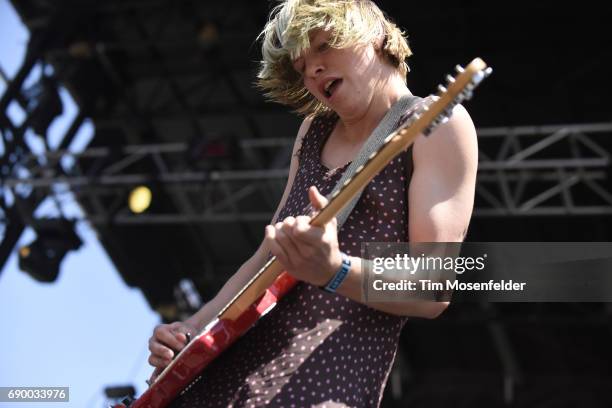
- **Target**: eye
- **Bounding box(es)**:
[317,41,329,52]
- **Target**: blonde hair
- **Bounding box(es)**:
[257,0,413,116]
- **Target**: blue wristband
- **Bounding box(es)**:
[323,252,351,293]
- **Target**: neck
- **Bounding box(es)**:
[336,72,411,143]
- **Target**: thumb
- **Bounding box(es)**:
[308,186,337,228]
[308,186,328,210]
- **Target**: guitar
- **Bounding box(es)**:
[114,57,492,408]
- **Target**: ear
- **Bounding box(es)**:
[373,34,386,52]
[377,34,401,68]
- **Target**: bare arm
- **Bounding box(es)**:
[337,105,478,317]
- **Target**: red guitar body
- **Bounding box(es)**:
[114,272,297,408]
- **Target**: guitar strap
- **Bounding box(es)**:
[332,93,421,229]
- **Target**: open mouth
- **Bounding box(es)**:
[324,79,342,98]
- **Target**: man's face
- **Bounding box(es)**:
[292,29,382,116]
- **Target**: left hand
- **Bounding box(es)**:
[265,186,343,286]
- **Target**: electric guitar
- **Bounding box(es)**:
[114,57,492,408]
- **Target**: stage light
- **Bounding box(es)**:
[68,41,93,59]
[197,21,219,50]
[18,219,83,283]
[104,385,135,407]
[19,245,31,258]
[187,132,241,170]
[22,74,63,137]
[128,186,152,214]
[104,385,135,400]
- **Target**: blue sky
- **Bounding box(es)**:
[0,1,160,406]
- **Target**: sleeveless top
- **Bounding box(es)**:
[170,101,423,408]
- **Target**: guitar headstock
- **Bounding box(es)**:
[415,58,492,136]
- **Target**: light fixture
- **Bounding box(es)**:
[22,74,63,138]
[197,21,219,50]
[18,219,82,283]
[186,132,241,170]
[128,186,152,214]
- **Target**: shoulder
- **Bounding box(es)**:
[287,115,315,162]
[412,103,478,175]
[296,115,315,141]
[408,104,478,241]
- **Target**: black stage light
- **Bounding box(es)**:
[104,385,136,407]
[22,74,63,137]
[104,385,136,400]
[187,132,241,170]
[18,218,82,283]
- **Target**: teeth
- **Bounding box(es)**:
[324,80,334,93]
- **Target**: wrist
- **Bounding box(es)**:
[183,318,200,333]
[323,252,351,293]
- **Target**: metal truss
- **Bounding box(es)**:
[0,8,83,270]
[2,122,611,226]
[475,123,612,216]
[2,139,290,225]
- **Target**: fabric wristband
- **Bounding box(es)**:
[323,252,351,293]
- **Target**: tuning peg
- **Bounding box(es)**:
[461,90,474,100]
[446,75,456,84]
[455,65,465,73]
[453,95,466,105]
[438,114,450,124]
[437,84,447,94]
[471,69,490,86]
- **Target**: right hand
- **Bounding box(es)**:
[147,321,196,382]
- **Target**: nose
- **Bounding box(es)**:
[304,57,324,78]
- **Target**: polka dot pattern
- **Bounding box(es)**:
[170,106,422,408]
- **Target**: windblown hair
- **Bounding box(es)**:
[257,0,413,116]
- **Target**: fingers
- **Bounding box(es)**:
[169,321,191,345]
[148,367,162,385]
[148,323,191,369]
[308,186,328,210]
[279,217,309,258]
[154,323,187,351]
[149,337,175,361]
[308,186,337,228]
[266,223,291,267]
[148,354,171,369]
[291,215,324,247]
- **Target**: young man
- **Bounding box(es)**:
[149,0,478,406]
